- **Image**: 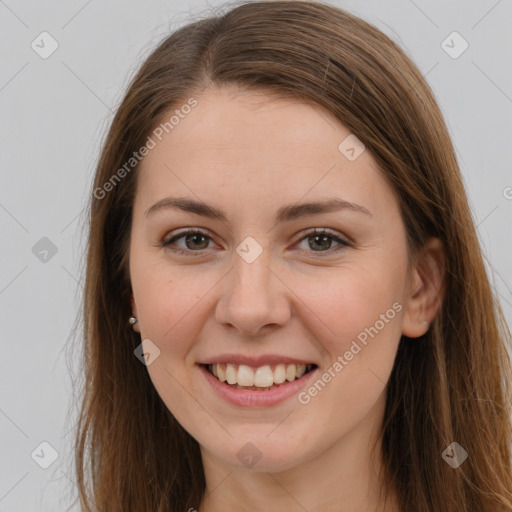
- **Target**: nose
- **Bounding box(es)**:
[215,249,291,336]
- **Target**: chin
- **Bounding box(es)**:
[204,435,312,473]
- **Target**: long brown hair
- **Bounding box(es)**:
[71,1,512,510]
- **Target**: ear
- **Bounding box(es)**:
[130,294,140,333]
[401,237,445,338]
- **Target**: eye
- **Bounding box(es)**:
[162,228,214,255]
[294,228,350,254]
[161,227,351,256]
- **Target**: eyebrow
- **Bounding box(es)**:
[144,196,372,223]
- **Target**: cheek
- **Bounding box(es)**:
[130,254,205,353]
[294,258,405,349]
[291,268,404,428]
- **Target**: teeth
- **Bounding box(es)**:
[238,365,255,386]
[254,365,273,387]
[209,362,312,387]
[274,364,287,384]
[286,364,296,381]
[225,364,237,385]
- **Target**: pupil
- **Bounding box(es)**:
[311,235,330,251]
[187,234,208,250]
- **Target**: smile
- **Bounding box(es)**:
[205,363,317,390]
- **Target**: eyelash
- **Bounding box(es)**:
[161,227,351,257]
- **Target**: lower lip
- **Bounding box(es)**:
[198,364,318,408]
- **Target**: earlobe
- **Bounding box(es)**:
[401,237,445,338]
[130,295,141,333]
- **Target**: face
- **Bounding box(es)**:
[129,85,419,472]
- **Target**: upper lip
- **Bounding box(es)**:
[199,354,317,367]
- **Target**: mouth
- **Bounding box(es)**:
[201,362,318,391]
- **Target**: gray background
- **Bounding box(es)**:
[0,0,511,510]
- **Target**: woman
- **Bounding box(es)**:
[74,1,512,510]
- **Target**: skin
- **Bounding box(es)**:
[128,84,445,512]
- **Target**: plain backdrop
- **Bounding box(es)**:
[0,0,511,510]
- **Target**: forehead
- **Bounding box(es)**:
[135,85,397,220]
[150,86,351,167]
